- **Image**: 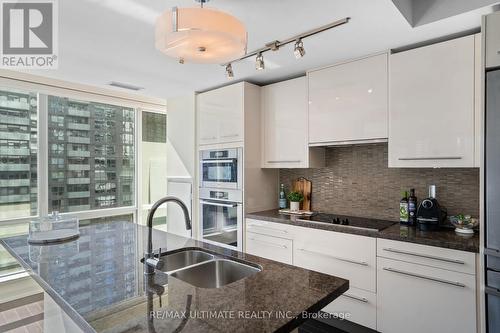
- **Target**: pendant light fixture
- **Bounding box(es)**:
[155,0,247,64]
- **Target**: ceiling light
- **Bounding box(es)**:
[155,0,247,64]
[255,53,265,70]
[225,63,234,79]
[294,39,306,59]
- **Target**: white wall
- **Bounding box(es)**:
[166,94,196,178]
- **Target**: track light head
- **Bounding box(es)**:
[225,63,234,79]
[294,39,305,59]
[255,53,265,70]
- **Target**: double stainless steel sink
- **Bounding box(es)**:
[146,249,261,288]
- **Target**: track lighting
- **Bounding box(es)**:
[220,17,349,78]
[255,53,265,70]
[225,63,234,79]
[294,39,305,59]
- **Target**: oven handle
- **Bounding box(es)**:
[200,200,239,208]
[201,159,236,164]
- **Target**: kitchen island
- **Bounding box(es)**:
[0,219,349,333]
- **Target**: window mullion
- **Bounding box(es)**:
[38,93,49,217]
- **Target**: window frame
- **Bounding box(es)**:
[0,75,166,225]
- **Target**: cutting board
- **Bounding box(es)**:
[292,177,312,211]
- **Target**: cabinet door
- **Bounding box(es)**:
[308,53,388,144]
[197,83,243,145]
[377,257,476,333]
[245,231,293,264]
[485,12,500,69]
[261,77,309,168]
[322,287,377,330]
[292,227,376,292]
[389,36,475,167]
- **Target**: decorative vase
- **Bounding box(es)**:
[290,201,300,212]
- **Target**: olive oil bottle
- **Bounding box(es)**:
[400,191,409,224]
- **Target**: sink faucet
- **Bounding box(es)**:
[144,196,192,275]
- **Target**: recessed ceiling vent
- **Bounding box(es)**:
[109,81,144,91]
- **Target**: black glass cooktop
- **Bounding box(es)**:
[297,213,396,232]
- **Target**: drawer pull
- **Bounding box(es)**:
[221,134,239,138]
[342,293,369,303]
[248,225,288,234]
[398,156,462,161]
[296,248,368,266]
[485,287,500,297]
[200,136,217,140]
[382,248,465,265]
[267,160,302,164]
[248,238,287,249]
[383,267,466,288]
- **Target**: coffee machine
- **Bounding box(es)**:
[416,185,447,231]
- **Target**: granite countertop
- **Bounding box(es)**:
[247,210,479,253]
[0,220,348,333]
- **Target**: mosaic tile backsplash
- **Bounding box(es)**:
[279,143,479,222]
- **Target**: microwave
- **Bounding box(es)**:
[199,148,242,190]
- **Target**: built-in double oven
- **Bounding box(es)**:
[199,148,243,249]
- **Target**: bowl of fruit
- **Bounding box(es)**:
[449,214,478,234]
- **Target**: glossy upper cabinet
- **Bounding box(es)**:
[197,83,244,145]
[485,11,500,69]
[261,77,323,168]
[308,53,388,145]
[389,35,478,168]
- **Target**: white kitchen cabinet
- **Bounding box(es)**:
[261,77,324,168]
[292,226,376,292]
[485,12,500,69]
[197,83,244,145]
[322,287,377,330]
[377,257,477,333]
[308,53,388,145]
[246,231,293,264]
[389,35,479,167]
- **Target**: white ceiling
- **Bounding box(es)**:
[24,0,498,99]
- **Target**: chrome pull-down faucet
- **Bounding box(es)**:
[144,196,192,275]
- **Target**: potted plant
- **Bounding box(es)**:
[287,191,304,212]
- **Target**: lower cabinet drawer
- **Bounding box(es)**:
[377,257,476,333]
[322,287,377,330]
[245,231,293,264]
[293,227,376,292]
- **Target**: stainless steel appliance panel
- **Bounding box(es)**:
[486,70,500,270]
[199,148,242,190]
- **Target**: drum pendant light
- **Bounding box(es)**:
[155,0,247,64]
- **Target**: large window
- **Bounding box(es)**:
[47,96,135,213]
[0,89,38,220]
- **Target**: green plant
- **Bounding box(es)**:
[287,191,304,202]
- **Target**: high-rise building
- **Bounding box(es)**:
[47,96,135,213]
[0,89,37,219]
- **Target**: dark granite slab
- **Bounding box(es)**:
[0,220,348,333]
[246,210,479,253]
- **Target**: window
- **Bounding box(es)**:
[0,89,37,220]
[47,96,135,213]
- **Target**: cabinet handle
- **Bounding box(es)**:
[342,293,369,303]
[201,136,217,140]
[383,267,466,288]
[382,248,465,265]
[267,160,301,164]
[221,134,239,138]
[248,225,288,234]
[398,156,462,161]
[201,159,235,164]
[296,248,368,266]
[485,287,500,297]
[248,237,287,249]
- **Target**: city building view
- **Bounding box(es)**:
[47,97,135,213]
[0,89,38,220]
